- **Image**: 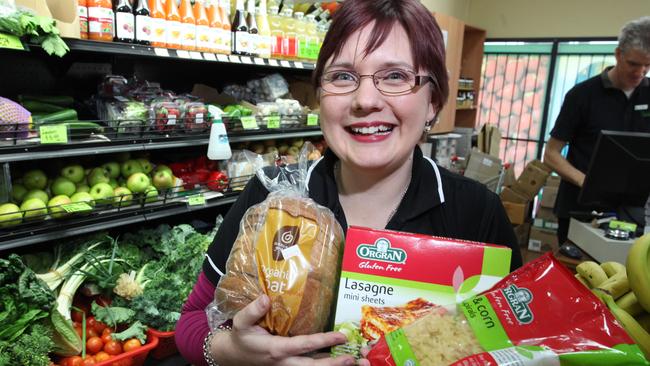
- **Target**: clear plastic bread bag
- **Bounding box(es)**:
[207,142,344,336]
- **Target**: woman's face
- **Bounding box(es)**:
[319,23,436,172]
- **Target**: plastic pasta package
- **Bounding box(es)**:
[208,143,344,336]
[367,253,650,366]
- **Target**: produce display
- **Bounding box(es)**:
[0,4,69,57]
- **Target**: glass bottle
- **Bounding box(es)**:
[114,0,135,43]
[256,0,271,59]
[134,0,151,45]
[149,0,167,47]
[231,0,248,55]
[245,0,258,57]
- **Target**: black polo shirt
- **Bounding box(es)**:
[550,67,650,217]
[203,146,523,285]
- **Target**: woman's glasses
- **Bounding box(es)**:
[320,68,436,95]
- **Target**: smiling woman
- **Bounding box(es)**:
[175,1,522,365]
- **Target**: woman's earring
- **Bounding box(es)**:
[424,122,432,133]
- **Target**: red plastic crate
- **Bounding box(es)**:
[147,328,178,359]
[94,334,159,366]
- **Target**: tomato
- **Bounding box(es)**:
[94,352,111,362]
[74,324,83,339]
[93,321,107,334]
[82,355,96,366]
[103,340,122,355]
[101,333,112,344]
[122,338,142,353]
[86,336,103,354]
[101,328,113,336]
[71,309,85,323]
[65,356,83,366]
[86,327,99,339]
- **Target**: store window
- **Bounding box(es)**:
[478,40,616,175]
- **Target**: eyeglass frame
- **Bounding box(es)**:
[319,68,438,96]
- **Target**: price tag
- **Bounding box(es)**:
[265,115,281,129]
[154,48,170,57]
[280,60,291,68]
[190,51,203,60]
[240,116,258,130]
[61,202,93,213]
[176,50,191,58]
[39,125,68,144]
[307,113,319,126]
[203,53,217,61]
[0,32,24,50]
[293,61,304,69]
[253,57,266,65]
[187,194,206,206]
[196,113,204,124]
[240,56,253,64]
[268,59,279,67]
[167,115,177,125]
[216,54,229,62]
[229,55,241,63]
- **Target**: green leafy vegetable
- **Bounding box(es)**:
[0,323,54,366]
[0,9,69,57]
[91,302,135,327]
[331,322,367,359]
[111,321,147,344]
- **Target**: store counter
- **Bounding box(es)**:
[568,218,634,264]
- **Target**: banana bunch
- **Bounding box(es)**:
[574,233,650,359]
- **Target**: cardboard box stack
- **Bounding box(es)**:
[526,175,561,262]
[499,159,552,225]
[464,149,502,192]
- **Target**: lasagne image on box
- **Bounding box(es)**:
[331,226,512,357]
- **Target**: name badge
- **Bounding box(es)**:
[635,104,648,111]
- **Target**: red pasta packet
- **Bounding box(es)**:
[367,253,649,366]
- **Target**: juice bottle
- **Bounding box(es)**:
[88,0,114,42]
[256,0,271,59]
[280,7,296,59]
[206,0,220,53]
[268,5,283,59]
[245,0,258,57]
[179,0,196,50]
[114,0,135,43]
[166,0,183,49]
[78,0,88,39]
[294,11,306,61]
[149,0,167,47]
[134,0,151,45]
[194,0,210,52]
[305,13,317,61]
[231,0,248,55]
[218,0,232,54]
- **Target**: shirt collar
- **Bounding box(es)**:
[601,65,650,89]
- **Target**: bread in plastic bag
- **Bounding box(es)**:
[208,142,344,336]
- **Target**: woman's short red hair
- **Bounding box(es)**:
[313,0,449,112]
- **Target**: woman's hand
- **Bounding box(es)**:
[210,295,358,366]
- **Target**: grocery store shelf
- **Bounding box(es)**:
[45,39,316,70]
[0,127,322,163]
[0,193,239,251]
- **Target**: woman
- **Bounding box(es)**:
[176,0,523,365]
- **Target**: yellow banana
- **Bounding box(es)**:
[616,291,645,317]
[595,272,629,300]
[600,261,627,277]
[626,234,650,313]
[574,273,590,288]
[637,312,650,333]
[577,261,609,288]
[596,291,650,360]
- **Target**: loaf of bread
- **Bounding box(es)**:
[215,194,344,336]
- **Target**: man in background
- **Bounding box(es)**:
[543,16,650,252]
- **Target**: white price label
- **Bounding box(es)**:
[168,116,176,125]
[253,57,265,65]
[196,113,204,124]
[228,55,241,63]
[240,56,253,64]
[268,59,279,67]
[154,48,170,57]
[280,60,291,68]
[190,51,203,60]
[216,54,229,62]
[293,61,304,69]
[203,53,217,61]
[176,50,191,59]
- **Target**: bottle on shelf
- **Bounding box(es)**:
[218,0,232,54]
[294,11,307,61]
[134,0,151,45]
[315,8,329,22]
[149,0,167,47]
[256,0,272,59]
[88,0,114,42]
[268,5,283,59]
[179,0,196,50]
[280,7,296,59]
[207,117,232,160]
[305,13,317,61]
[305,1,321,15]
[194,0,210,52]
[114,0,135,43]
[78,0,88,39]
[231,0,249,55]
[166,0,183,49]
[245,0,259,57]
[206,0,220,53]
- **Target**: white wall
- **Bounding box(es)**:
[421,0,471,21]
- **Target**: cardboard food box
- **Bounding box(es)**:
[332,226,512,355]
[502,200,530,225]
[513,160,552,199]
[464,149,502,185]
[528,226,559,253]
[540,185,559,208]
[16,0,80,39]
[500,186,528,204]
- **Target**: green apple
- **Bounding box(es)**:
[277,144,290,155]
[136,159,153,174]
[101,162,121,179]
[23,189,49,205]
[76,184,90,193]
[47,195,72,219]
[23,169,48,190]
[60,164,85,183]
[70,191,95,207]
[152,170,174,191]
[121,160,143,178]
[108,178,118,189]
[287,146,300,157]
[291,138,304,148]
[153,164,173,176]
[0,203,23,227]
[87,167,110,187]
[90,183,114,205]
[51,177,76,197]
[113,187,133,207]
[11,183,28,204]
[20,198,47,221]
[126,172,150,193]
[143,186,159,203]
